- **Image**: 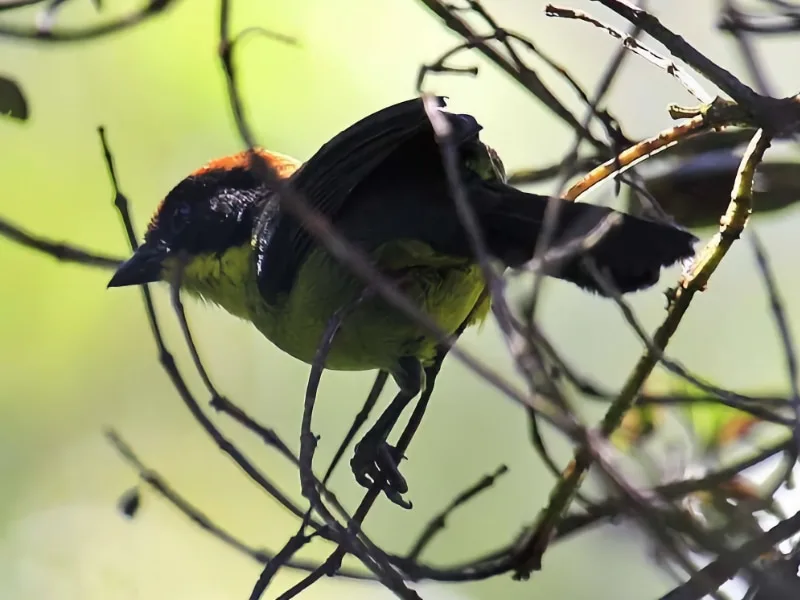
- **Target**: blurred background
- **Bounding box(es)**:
[1,1,799,598]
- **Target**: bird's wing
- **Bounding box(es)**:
[253,96,481,302]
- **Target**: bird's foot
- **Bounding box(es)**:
[350,435,411,509]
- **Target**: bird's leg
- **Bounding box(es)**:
[350,356,425,508]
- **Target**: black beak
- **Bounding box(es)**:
[107,244,167,288]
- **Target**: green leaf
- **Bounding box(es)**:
[611,403,666,451]
[648,374,762,453]
[0,75,28,121]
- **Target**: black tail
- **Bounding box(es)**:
[477,181,698,294]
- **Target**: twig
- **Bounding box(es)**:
[719,11,800,35]
[415,0,607,149]
[163,257,302,466]
[385,437,791,583]
[421,94,562,420]
[749,231,800,453]
[247,531,316,600]
[590,0,766,112]
[321,372,389,485]
[563,115,710,201]
[526,0,642,319]
[248,267,417,597]
[0,0,178,41]
[167,256,224,406]
[720,0,800,483]
[545,4,714,103]
[0,0,47,12]
[720,2,776,97]
[0,217,123,268]
[582,432,716,591]
[660,510,800,600]
[420,96,512,346]
[416,37,485,90]
[406,465,509,562]
[528,212,622,276]
[104,429,370,580]
[506,155,601,186]
[579,258,792,425]
[525,407,573,487]
[211,397,298,466]
[283,313,490,594]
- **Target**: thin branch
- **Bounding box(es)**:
[385,437,791,583]
[105,429,370,580]
[406,465,509,562]
[285,315,492,593]
[506,155,602,186]
[0,0,48,12]
[660,510,800,600]
[0,0,178,41]
[416,0,608,149]
[579,258,792,426]
[563,115,710,201]
[421,94,563,424]
[321,372,389,485]
[164,257,301,466]
[545,4,714,103]
[749,231,800,453]
[0,217,123,268]
[590,0,766,112]
[526,0,643,319]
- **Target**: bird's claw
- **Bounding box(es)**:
[350,436,411,508]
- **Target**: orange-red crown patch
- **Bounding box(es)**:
[192,148,301,179]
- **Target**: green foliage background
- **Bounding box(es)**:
[1,1,799,598]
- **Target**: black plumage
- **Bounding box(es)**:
[253,96,697,303]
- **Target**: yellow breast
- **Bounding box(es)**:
[177,241,491,373]
[254,241,490,371]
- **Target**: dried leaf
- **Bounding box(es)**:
[626,130,800,229]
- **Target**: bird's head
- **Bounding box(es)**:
[107,150,300,297]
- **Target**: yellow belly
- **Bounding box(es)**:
[249,241,491,372]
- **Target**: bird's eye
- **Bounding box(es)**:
[171,203,191,234]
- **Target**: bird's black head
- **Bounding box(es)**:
[107,150,299,290]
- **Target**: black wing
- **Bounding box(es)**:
[254,96,481,302]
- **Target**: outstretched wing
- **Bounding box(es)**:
[254,96,482,302]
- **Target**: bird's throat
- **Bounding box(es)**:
[168,243,261,322]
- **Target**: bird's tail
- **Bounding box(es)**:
[477,182,698,294]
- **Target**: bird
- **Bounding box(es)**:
[107,97,698,506]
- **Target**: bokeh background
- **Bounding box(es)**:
[1,1,799,598]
